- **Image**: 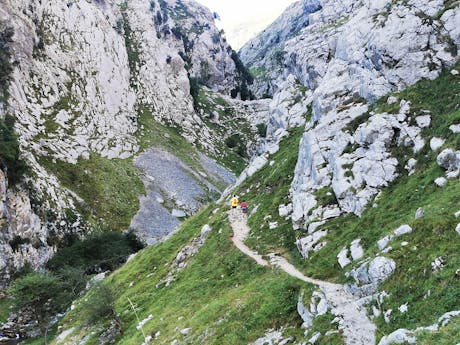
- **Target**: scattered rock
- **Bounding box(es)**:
[449,124,460,133]
[350,239,364,261]
[434,177,447,187]
[437,149,460,171]
[451,69,459,75]
[415,115,431,128]
[377,224,412,250]
[136,314,153,331]
[415,208,424,219]
[308,332,321,344]
[180,328,191,335]
[86,271,108,289]
[368,257,397,283]
[200,224,212,240]
[446,169,459,179]
[398,303,408,313]
[252,329,291,345]
[297,230,328,259]
[384,309,392,324]
[297,294,314,328]
[405,158,417,175]
[456,223,460,235]
[269,221,278,229]
[430,137,445,151]
[455,210,460,218]
[278,204,293,217]
[337,247,352,268]
[372,306,381,318]
[378,329,416,345]
[377,236,392,251]
[394,225,413,237]
[387,96,398,105]
[56,327,75,343]
[431,257,445,272]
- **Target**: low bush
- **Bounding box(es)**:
[0,115,28,185]
[46,231,144,274]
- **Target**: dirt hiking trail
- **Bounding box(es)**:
[228,210,376,345]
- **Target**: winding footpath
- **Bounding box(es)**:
[228,211,376,345]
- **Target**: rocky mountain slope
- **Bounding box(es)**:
[0,0,267,289]
[42,64,459,345]
[1,0,460,344]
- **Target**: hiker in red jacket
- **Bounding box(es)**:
[240,201,248,216]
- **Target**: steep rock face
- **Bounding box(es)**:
[242,0,460,229]
[239,0,322,98]
[0,169,75,290]
[0,0,265,287]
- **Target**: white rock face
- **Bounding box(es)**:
[0,169,68,289]
[242,0,460,230]
[0,0,259,285]
[456,223,460,236]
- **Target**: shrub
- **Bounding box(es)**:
[46,231,144,274]
[57,266,87,298]
[0,114,28,185]
[8,272,69,331]
[314,186,338,206]
[225,134,240,149]
[256,124,268,138]
[188,76,200,110]
[79,283,120,327]
[0,21,14,98]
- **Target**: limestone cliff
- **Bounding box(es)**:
[240,0,460,232]
[0,0,266,288]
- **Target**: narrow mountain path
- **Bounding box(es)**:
[228,211,376,345]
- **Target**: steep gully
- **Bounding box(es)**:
[228,210,376,345]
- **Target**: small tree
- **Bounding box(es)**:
[79,283,122,332]
[8,272,68,340]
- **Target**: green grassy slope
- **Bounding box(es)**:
[45,205,312,345]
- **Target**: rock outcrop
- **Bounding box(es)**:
[242,0,460,230]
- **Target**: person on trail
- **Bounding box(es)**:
[231,195,239,209]
[240,201,248,216]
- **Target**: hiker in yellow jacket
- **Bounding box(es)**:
[231,195,239,209]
